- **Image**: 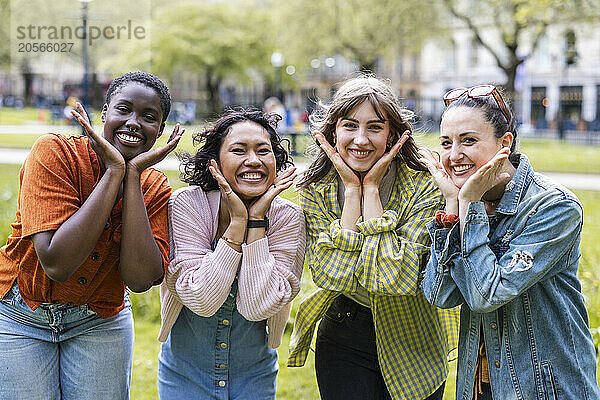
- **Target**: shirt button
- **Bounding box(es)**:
[494,360,501,368]
[217,363,226,369]
[490,322,497,329]
[104,221,110,229]
[222,319,230,326]
[91,252,100,261]
[218,380,226,387]
[78,277,87,285]
[219,342,228,349]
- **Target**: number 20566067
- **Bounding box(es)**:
[17,42,74,53]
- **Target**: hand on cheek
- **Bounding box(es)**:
[418,147,459,201]
[459,147,511,202]
[363,130,408,189]
[315,131,361,190]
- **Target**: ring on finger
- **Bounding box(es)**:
[224,188,233,195]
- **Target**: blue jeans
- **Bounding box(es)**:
[0,283,134,400]
[316,295,445,400]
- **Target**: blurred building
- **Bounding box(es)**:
[420,20,600,134]
[3,13,598,135]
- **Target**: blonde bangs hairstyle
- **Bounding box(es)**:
[298,76,427,188]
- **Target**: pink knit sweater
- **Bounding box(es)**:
[158,186,306,348]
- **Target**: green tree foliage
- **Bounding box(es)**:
[151,1,272,115]
[3,0,152,106]
[272,0,440,73]
[0,0,9,69]
[442,0,600,96]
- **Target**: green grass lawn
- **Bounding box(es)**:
[0,124,199,151]
[0,106,103,126]
[0,107,43,124]
[415,133,600,175]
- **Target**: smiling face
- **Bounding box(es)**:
[334,100,391,173]
[101,83,165,161]
[440,106,512,188]
[218,121,276,201]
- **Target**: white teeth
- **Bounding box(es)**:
[453,165,472,172]
[351,150,370,156]
[117,133,142,143]
[241,173,262,180]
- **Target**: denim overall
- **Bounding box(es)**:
[158,278,278,400]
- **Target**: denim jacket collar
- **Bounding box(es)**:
[495,154,534,216]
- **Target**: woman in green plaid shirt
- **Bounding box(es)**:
[287,75,458,400]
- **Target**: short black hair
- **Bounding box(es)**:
[180,109,293,191]
[104,71,171,123]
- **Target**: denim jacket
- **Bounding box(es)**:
[422,155,600,400]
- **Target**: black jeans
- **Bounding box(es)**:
[476,382,494,400]
[315,295,445,400]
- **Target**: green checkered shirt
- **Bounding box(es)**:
[288,162,459,400]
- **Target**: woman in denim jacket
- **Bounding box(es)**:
[419,86,600,400]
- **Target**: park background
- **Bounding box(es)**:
[1,0,600,398]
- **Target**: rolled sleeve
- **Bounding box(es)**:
[301,185,361,293]
[356,210,398,235]
[422,217,464,309]
[355,181,441,296]
[428,220,461,273]
[329,219,364,251]
[461,201,489,256]
[143,171,172,284]
[20,135,82,237]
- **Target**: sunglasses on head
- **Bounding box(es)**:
[443,85,512,126]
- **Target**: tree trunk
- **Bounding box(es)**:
[205,69,222,117]
[359,62,375,74]
[20,58,33,106]
[23,72,33,106]
[91,73,103,109]
[500,58,526,110]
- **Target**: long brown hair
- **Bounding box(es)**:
[297,75,427,189]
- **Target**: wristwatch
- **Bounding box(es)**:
[247,216,269,231]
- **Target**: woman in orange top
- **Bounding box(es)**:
[0,71,183,400]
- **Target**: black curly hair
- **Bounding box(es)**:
[104,71,171,123]
[180,109,293,191]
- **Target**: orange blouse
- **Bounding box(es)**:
[0,133,171,318]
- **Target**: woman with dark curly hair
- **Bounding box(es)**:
[157,109,306,399]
